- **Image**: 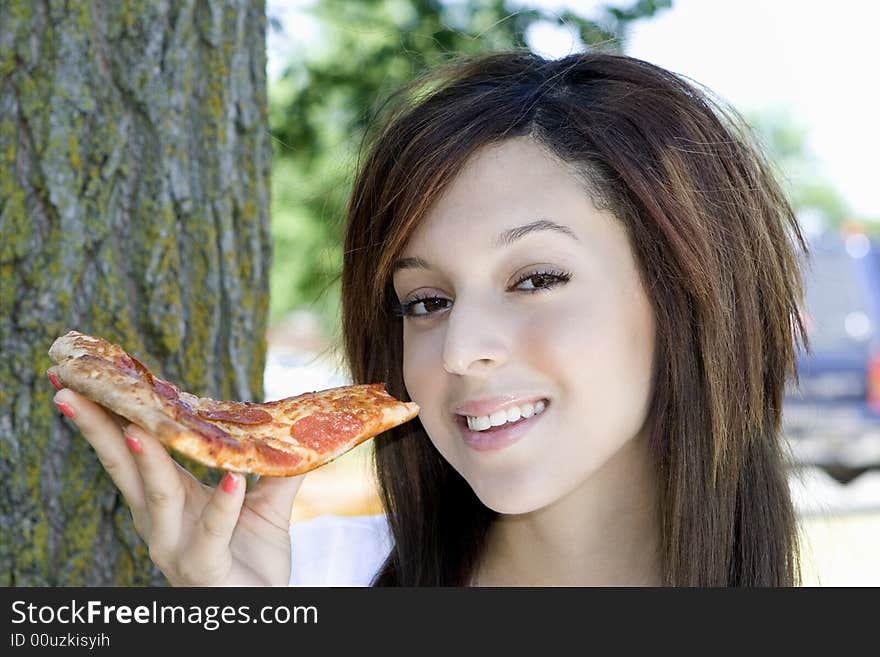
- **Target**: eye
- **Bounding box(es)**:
[391,294,451,319]
[514,268,572,292]
[390,268,572,320]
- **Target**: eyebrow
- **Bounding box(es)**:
[391,219,579,273]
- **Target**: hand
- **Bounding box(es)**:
[52,387,306,586]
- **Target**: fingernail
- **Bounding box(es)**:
[125,434,142,454]
[54,400,75,419]
[47,371,62,390]
[221,472,238,493]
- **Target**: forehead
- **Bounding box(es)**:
[399,137,599,253]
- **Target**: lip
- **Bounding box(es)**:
[454,401,549,452]
[453,394,549,418]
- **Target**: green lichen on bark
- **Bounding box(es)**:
[1,0,272,585]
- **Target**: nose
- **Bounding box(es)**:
[441,296,510,375]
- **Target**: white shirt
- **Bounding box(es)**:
[288,514,392,586]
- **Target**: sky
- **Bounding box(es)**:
[267,0,880,219]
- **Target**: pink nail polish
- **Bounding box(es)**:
[125,435,142,454]
[54,400,75,419]
[47,371,63,390]
[221,472,237,493]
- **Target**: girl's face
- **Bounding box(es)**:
[391,137,657,514]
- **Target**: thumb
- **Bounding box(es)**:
[245,473,307,530]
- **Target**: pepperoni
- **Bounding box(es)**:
[290,411,364,451]
[175,407,236,445]
[197,407,272,425]
[153,378,181,401]
[252,441,304,470]
[112,354,155,385]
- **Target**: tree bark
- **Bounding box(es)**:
[0,0,272,585]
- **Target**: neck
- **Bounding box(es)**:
[473,432,662,587]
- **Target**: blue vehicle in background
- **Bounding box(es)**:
[783,227,880,483]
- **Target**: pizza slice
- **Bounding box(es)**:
[47,330,419,476]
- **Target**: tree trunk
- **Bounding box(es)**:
[0,0,272,585]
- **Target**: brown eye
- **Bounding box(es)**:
[514,269,572,292]
[396,295,451,318]
[525,274,554,289]
[421,298,448,313]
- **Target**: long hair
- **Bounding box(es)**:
[340,49,810,586]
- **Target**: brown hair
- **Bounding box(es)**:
[340,49,810,586]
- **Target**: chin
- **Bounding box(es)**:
[468,483,551,515]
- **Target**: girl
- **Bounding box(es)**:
[53,49,810,586]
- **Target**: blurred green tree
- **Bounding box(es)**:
[266,0,672,340]
[745,106,854,231]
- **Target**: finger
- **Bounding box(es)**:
[123,423,185,552]
[188,472,246,567]
[53,388,145,508]
[246,473,307,529]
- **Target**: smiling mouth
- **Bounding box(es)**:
[453,400,550,452]
[453,399,550,432]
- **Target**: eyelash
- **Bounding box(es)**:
[390,268,572,319]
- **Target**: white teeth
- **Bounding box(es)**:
[468,415,492,431]
[489,410,508,427]
[465,400,547,432]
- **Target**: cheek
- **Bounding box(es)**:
[401,325,442,406]
[402,328,455,455]
[522,297,593,380]
[528,288,656,434]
